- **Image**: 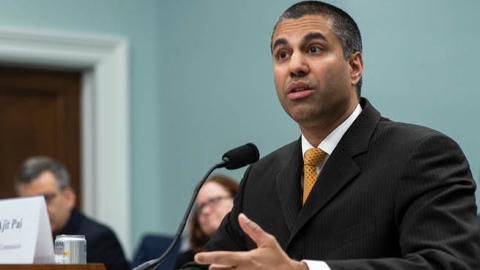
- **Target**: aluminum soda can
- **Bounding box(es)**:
[54,235,87,264]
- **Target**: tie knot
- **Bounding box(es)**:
[304,148,326,166]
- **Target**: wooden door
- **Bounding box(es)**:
[0,65,82,207]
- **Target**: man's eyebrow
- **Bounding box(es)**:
[271,38,288,51]
[271,32,327,52]
[303,32,327,43]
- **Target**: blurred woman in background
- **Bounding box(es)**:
[175,174,239,268]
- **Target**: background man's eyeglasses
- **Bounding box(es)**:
[41,192,59,204]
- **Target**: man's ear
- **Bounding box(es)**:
[63,187,76,209]
[349,52,363,86]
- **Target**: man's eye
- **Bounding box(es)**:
[308,46,322,54]
[276,50,290,60]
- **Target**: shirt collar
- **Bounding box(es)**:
[302,103,362,157]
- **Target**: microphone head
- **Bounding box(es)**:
[222,143,259,170]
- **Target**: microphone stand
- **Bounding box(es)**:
[132,161,227,270]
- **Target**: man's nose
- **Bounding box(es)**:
[289,52,309,78]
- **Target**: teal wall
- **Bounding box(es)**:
[0,0,164,254]
[0,0,478,256]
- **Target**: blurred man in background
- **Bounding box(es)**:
[15,156,130,270]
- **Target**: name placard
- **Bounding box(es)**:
[0,196,54,263]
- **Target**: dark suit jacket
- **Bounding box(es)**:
[174,249,195,269]
[55,209,130,270]
[180,98,479,270]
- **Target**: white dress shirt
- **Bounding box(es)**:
[300,104,362,270]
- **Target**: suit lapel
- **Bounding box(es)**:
[275,140,303,234]
[287,98,381,246]
[288,149,360,244]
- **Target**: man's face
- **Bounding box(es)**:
[272,15,361,128]
[17,171,75,233]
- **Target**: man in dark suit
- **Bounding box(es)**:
[183,1,480,270]
[15,156,130,270]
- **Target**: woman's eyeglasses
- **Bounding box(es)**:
[195,196,230,214]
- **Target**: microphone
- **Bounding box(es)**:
[222,143,259,169]
[132,143,259,270]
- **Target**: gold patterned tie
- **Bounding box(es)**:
[303,148,327,205]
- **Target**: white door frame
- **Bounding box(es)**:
[0,27,131,256]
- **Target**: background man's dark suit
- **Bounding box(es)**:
[55,208,130,270]
[182,98,479,269]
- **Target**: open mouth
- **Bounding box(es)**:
[287,82,313,100]
[288,82,311,93]
[290,86,309,93]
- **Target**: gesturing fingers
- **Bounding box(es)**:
[195,215,296,270]
[238,213,275,248]
[209,264,236,270]
[195,251,245,267]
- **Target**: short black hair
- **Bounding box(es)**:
[272,1,363,96]
[15,156,70,191]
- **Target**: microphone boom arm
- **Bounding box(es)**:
[132,142,259,270]
[132,161,227,270]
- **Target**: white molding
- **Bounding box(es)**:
[0,27,131,257]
